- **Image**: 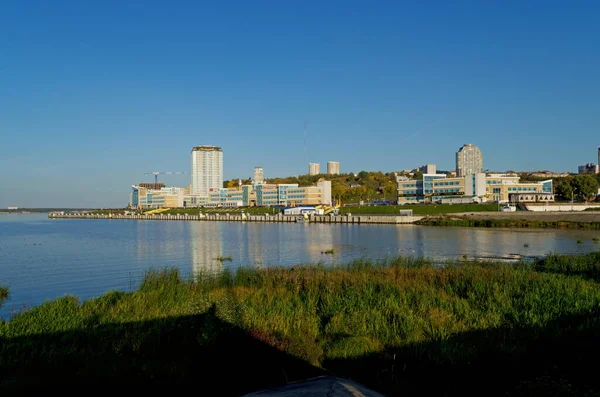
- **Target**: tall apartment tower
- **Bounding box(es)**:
[309,163,320,175]
[598,146,600,167]
[191,145,223,196]
[327,161,340,175]
[456,144,483,177]
[253,166,264,185]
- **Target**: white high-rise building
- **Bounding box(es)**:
[327,161,340,175]
[191,145,223,197]
[309,163,320,175]
[253,166,264,185]
[456,144,483,177]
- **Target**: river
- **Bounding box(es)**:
[1,213,599,318]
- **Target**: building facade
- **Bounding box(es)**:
[191,146,223,197]
[456,144,483,177]
[255,181,332,207]
[309,163,320,175]
[327,161,340,175]
[131,186,186,209]
[397,173,553,204]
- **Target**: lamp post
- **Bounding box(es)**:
[572,188,578,211]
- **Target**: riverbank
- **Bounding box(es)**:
[417,212,600,229]
[2,254,600,394]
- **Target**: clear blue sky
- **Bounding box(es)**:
[1,1,599,208]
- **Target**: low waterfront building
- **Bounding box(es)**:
[131,185,186,209]
[256,181,332,206]
[397,173,553,204]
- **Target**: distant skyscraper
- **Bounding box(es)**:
[598,146,600,168]
[456,144,483,177]
[309,163,320,175]
[191,145,223,196]
[253,166,264,185]
[327,161,340,175]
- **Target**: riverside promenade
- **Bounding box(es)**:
[49,212,425,225]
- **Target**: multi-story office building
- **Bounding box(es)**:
[191,146,223,197]
[253,166,264,185]
[397,173,553,204]
[309,163,320,175]
[255,181,332,207]
[456,144,483,177]
[131,186,186,209]
[327,161,340,175]
[256,184,279,206]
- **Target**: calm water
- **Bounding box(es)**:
[1,213,599,318]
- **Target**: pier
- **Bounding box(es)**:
[49,213,424,225]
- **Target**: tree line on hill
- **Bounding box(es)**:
[223,171,600,204]
[223,171,401,203]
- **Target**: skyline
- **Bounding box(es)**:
[1,1,599,207]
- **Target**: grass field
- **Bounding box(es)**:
[2,253,600,394]
[416,216,600,229]
[340,203,498,215]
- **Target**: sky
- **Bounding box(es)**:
[1,0,599,208]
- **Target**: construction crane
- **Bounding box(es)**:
[144,171,188,184]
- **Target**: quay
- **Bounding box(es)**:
[49,212,425,225]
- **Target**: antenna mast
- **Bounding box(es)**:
[304,121,307,166]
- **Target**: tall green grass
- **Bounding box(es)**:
[2,254,600,393]
[416,217,600,229]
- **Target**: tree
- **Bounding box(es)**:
[553,178,573,201]
[413,171,423,180]
[573,174,600,202]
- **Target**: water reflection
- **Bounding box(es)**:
[190,223,224,277]
[2,214,600,318]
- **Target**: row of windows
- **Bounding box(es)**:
[435,181,461,186]
[508,187,538,192]
[436,188,461,193]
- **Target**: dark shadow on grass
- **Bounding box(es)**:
[324,308,600,396]
[0,304,324,393]
[2,302,600,396]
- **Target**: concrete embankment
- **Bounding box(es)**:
[49,213,425,225]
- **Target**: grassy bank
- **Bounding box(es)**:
[2,254,600,394]
[416,216,600,229]
[340,203,498,215]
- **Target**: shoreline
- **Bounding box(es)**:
[416,211,600,229]
[46,210,600,229]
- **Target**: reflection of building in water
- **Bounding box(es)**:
[240,223,335,268]
[190,223,224,277]
[135,220,190,265]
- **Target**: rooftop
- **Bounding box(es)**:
[192,145,222,152]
